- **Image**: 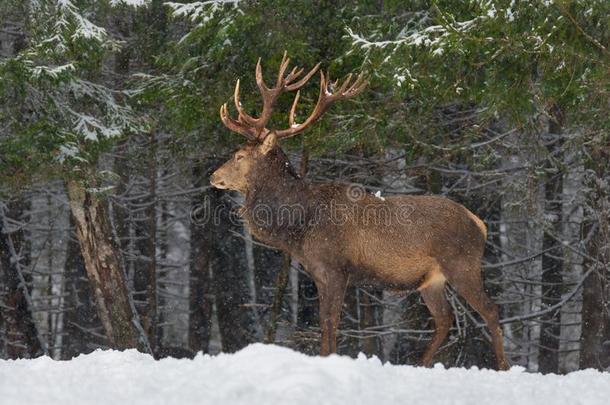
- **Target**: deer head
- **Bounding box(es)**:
[210,52,367,192]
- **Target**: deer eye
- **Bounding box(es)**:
[235,155,244,161]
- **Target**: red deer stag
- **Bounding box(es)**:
[210,53,509,370]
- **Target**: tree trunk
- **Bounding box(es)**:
[538,121,564,374]
[360,290,381,357]
[538,174,564,373]
[63,216,104,358]
[579,145,610,370]
[207,188,257,352]
[66,180,143,350]
[188,162,213,353]
[342,286,361,357]
[265,254,291,343]
[132,133,158,348]
[580,262,609,369]
[0,200,44,358]
[112,4,158,349]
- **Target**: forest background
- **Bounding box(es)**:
[0,0,608,374]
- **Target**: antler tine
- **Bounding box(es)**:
[284,66,303,84]
[288,90,301,128]
[325,72,368,100]
[345,72,368,96]
[336,73,353,95]
[233,77,267,129]
[255,58,268,91]
[237,57,276,128]
[278,52,319,91]
[232,55,321,130]
[233,79,246,117]
[219,103,259,140]
[274,70,368,139]
[275,51,291,87]
[285,62,321,91]
[273,71,330,139]
[219,53,364,141]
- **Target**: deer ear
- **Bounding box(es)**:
[259,132,277,155]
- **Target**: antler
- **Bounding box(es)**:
[219,52,367,141]
[275,71,367,139]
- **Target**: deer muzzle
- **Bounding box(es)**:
[209,173,226,189]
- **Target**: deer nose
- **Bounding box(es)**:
[210,174,225,188]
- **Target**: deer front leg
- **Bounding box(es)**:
[317,272,348,356]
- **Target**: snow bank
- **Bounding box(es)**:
[1,344,608,405]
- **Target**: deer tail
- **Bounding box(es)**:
[466,209,487,240]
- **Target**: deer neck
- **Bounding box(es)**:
[242,157,309,252]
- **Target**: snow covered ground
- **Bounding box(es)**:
[1,344,609,405]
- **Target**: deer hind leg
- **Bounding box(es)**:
[419,273,453,367]
[444,264,510,371]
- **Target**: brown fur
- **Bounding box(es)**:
[210,135,509,370]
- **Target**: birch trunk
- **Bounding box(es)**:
[63,217,103,358]
[66,180,141,349]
